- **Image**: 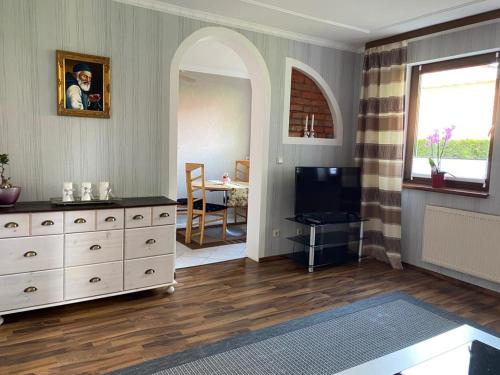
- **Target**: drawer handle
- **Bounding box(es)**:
[133,214,144,220]
[105,216,117,222]
[41,220,55,226]
[159,212,170,218]
[23,251,38,257]
[4,222,19,228]
[74,218,87,224]
[145,239,156,245]
[90,244,102,251]
[89,277,101,283]
[145,269,156,275]
[24,286,38,293]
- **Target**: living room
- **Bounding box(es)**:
[0,1,499,374]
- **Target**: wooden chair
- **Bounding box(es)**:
[228,160,250,223]
[235,160,250,182]
[185,163,227,246]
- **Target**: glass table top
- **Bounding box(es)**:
[396,340,500,375]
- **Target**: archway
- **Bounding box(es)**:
[168,27,272,262]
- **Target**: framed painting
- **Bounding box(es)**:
[56,50,111,118]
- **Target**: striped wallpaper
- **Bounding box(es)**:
[0,0,361,257]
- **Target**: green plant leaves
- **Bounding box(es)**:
[0,153,9,165]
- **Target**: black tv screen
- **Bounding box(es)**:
[295,167,361,216]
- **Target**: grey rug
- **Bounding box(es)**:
[110,292,497,375]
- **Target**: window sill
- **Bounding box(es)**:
[402,182,489,198]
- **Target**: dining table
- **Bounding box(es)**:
[192,179,249,236]
[192,180,249,191]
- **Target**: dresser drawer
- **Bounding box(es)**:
[0,214,29,238]
[152,206,176,226]
[125,207,151,228]
[0,269,63,312]
[124,226,175,259]
[96,209,124,231]
[0,235,63,275]
[124,254,174,290]
[64,262,123,300]
[31,212,64,236]
[65,230,123,267]
[64,210,96,233]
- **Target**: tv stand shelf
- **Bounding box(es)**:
[286,231,365,249]
[286,214,366,272]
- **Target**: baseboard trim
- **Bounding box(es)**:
[259,255,287,263]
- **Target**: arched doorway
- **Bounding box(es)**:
[168,27,272,262]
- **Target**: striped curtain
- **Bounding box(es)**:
[355,41,407,270]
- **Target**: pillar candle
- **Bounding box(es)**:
[62,182,74,202]
[99,182,111,200]
[303,114,309,137]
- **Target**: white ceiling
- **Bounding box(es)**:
[119,0,500,50]
[180,40,249,79]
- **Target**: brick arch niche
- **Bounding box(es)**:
[289,68,334,139]
[282,58,343,146]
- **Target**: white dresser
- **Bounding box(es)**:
[0,197,177,325]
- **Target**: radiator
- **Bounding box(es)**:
[422,205,500,283]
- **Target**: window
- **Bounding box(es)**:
[404,52,500,193]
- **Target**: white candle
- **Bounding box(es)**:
[99,182,111,200]
[81,182,93,201]
[62,182,74,202]
[303,114,309,137]
[311,114,315,131]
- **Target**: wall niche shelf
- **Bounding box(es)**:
[282,57,343,146]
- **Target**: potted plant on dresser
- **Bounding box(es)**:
[0,153,21,207]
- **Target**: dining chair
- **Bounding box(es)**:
[235,160,250,182]
[185,163,228,245]
[228,160,250,223]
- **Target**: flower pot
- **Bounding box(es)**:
[431,173,445,188]
[0,187,21,207]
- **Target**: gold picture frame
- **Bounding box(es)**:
[56,50,111,118]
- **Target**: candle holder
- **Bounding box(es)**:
[62,182,75,202]
[81,182,94,201]
[99,182,112,200]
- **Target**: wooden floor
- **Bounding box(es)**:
[0,257,499,375]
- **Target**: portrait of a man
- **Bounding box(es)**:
[57,50,111,118]
[66,63,102,111]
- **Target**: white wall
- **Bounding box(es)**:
[177,71,251,201]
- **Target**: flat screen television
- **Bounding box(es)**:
[295,167,361,217]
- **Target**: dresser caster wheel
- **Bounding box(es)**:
[0,316,4,326]
[166,286,175,295]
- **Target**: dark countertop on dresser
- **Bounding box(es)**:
[0,196,177,214]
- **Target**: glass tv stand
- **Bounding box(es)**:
[286,212,366,272]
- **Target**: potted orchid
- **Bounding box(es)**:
[425,126,455,188]
[0,153,21,207]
